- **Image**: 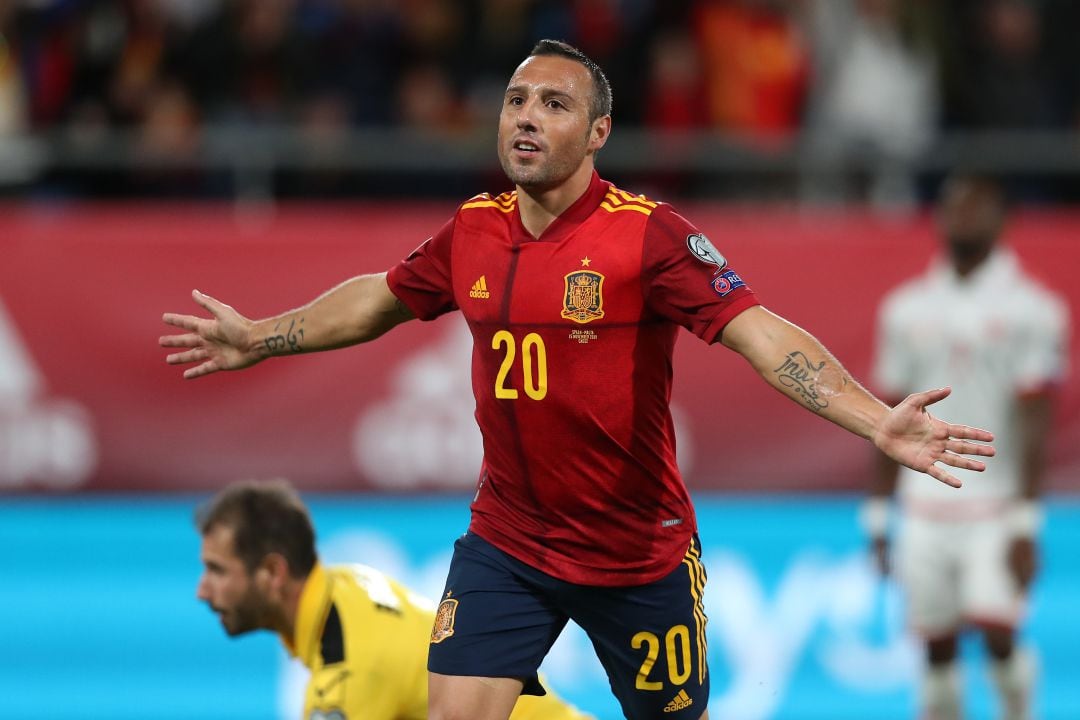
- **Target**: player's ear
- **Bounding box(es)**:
[257,552,290,590]
[589,115,611,153]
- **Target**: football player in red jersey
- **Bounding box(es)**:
[162,41,995,720]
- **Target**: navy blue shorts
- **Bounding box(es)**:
[427,531,709,719]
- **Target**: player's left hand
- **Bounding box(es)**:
[871,387,995,488]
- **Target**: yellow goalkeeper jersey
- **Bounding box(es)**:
[281,562,593,720]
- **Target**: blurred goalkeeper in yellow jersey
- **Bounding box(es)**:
[195,479,592,720]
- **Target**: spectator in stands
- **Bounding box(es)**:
[944,0,1056,131]
[694,0,808,142]
[800,0,938,209]
[0,7,29,141]
[6,0,1080,203]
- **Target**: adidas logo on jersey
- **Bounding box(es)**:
[663,689,693,713]
[469,276,491,299]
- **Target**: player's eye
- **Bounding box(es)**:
[546,100,564,110]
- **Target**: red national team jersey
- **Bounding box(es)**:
[387,172,759,585]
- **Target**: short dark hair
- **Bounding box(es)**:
[942,172,1005,203]
[528,39,612,122]
[195,478,317,577]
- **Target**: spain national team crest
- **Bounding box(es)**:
[561,270,605,324]
[430,596,459,644]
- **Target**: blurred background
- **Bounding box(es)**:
[1,0,1078,718]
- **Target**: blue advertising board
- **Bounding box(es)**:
[2,495,1077,719]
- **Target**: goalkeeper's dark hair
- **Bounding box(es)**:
[196,478,317,577]
[528,39,612,122]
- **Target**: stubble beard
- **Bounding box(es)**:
[501,154,561,192]
[217,590,269,637]
[220,607,258,636]
[499,132,591,193]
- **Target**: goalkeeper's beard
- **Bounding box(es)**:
[214,587,272,637]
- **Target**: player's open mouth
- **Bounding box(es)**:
[513,141,541,156]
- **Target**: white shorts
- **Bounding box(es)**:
[896,513,1025,637]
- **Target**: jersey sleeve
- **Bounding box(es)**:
[641,204,759,343]
[1013,291,1070,395]
[386,216,458,320]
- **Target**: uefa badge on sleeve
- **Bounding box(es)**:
[711,269,745,297]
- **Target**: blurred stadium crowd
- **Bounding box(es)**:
[2,0,1080,203]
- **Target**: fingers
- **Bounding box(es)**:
[159,336,219,376]
[895,390,995,487]
[945,438,996,457]
[934,451,987,473]
[162,291,226,331]
[161,313,202,332]
[183,360,220,379]
[946,423,995,443]
[926,463,963,489]
[904,386,951,409]
[192,289,228,319]
[162,292,229,379]
[922,435,993,487]
[165,348,208,366]
[159,333,202,349]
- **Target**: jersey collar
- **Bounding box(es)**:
[281,561,331,668]
[511,170,610,245]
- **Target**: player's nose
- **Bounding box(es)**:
[195,575,211,601]
[516,97,540,130]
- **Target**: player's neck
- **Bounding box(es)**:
[951,247,993,279]
[516,162,595,239]
[275,576,307,642]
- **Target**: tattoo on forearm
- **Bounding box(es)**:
[394,298,412,318]
[263,317,305,354]
[773,351,847,412]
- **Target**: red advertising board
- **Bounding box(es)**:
[1,202,1076,493]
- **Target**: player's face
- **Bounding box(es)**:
[196,524,273,636]
[498,55,606,192]
[938,179,1002,263]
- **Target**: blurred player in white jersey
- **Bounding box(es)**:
[866,174,1069,720]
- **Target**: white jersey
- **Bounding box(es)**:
[873,248,1069,515]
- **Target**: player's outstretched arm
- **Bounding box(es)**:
[720,306,994,487]
[160,272,414,379]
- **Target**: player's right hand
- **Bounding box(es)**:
[160,289,260,379]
